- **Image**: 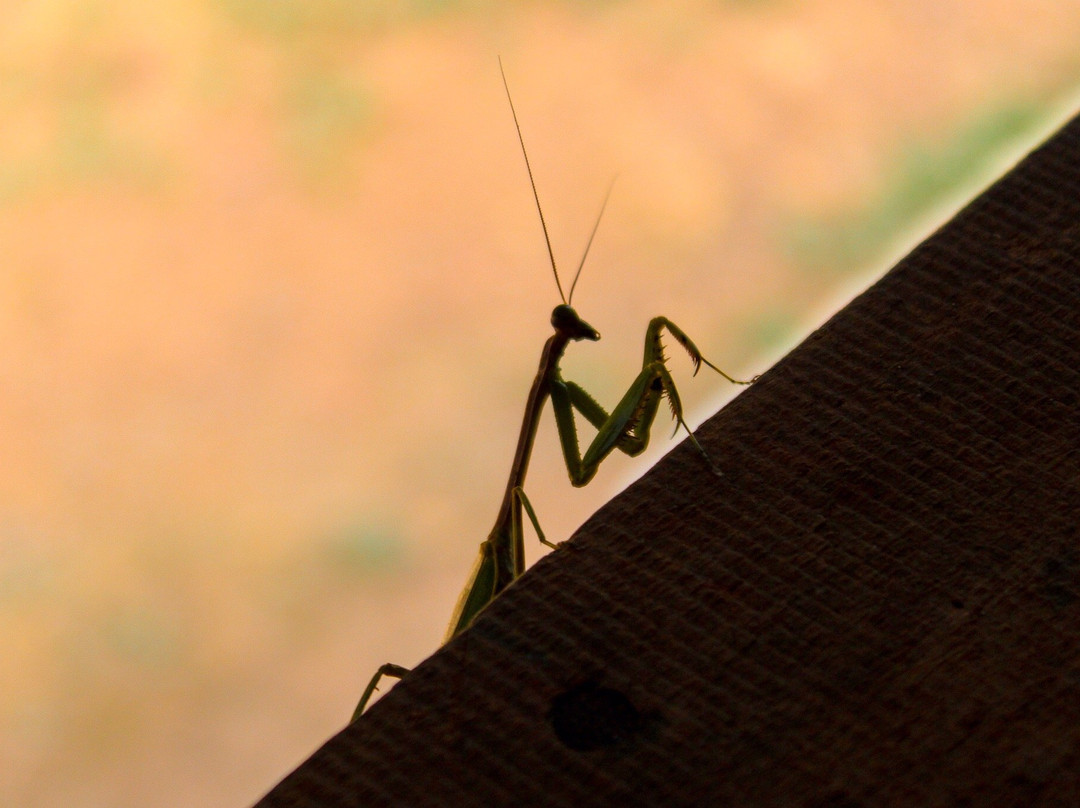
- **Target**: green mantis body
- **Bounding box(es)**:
[351,62,754,719]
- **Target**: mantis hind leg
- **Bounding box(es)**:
[513,486,558,550]
[351,662,411,721]
[352,486,556,720]
[445,491,555,643]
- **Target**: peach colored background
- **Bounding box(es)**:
[2,2,1079,805]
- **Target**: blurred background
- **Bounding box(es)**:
[2,1,1079,805]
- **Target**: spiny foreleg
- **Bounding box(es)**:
[645,316,757,385]
[550,318,754,486]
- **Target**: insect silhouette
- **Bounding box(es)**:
[351,60,755,718]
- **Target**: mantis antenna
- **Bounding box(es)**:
[567,178,615,305]
[498,57,614,307]
[499,57,564,303]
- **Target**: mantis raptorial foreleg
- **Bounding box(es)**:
[550,316,740,486]
[348,60,756,719]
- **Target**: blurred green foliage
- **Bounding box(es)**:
[744,308,799,354]
[214,0,465,37]
[102,607,183,669]
[319,520,405,577]
[279,69,375,182]
[784,100,1051,276]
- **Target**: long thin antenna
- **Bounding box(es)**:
[567,176,616,305]
[498,56,565,304]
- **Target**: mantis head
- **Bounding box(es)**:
[551,303,600,342]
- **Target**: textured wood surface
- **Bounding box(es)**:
[255,111,1080,807]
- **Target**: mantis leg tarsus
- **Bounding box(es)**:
[678,416,724,475]
[702,355,758,385]
[352,662,411,721]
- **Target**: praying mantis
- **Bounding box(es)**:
[351,61,755,719]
